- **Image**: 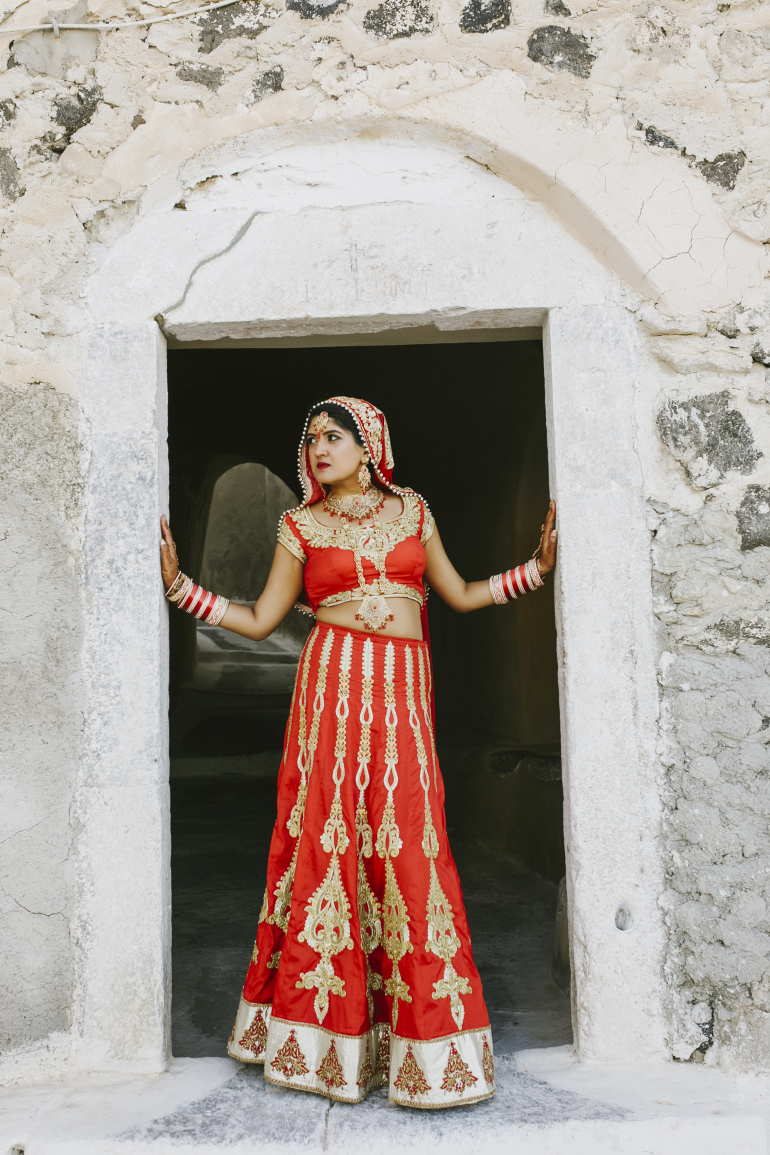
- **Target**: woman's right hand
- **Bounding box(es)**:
[160,515,180,590]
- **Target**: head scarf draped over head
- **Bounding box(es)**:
[297,396,397,506]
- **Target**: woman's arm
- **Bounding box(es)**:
[423,501,557,614]
[160,515,305,641]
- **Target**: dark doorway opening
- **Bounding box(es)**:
[167,338,571,1058]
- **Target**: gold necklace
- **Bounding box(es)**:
[324,488,386,522]
[324,499,394,632]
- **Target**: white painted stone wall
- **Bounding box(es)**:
[1,0,770,1087]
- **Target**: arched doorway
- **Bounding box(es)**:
[78,129,670,1072]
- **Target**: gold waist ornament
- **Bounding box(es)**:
[318,583,423,632]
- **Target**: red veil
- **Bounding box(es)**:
[294,396,435,723]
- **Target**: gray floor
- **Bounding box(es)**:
[170,625,572,1060]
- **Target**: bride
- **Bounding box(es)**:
[160,396,557,1109]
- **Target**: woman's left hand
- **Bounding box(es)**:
[537,500,558,575]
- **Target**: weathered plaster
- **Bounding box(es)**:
[1,0,770,1088]
[0,379,87,1076]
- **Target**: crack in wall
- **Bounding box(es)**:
[158,209,263,326]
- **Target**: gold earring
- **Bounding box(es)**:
[358,459,372,492]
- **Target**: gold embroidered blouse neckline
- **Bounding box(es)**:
[305,498,406,531]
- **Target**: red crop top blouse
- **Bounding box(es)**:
[277,491,435,615]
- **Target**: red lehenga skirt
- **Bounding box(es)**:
[228,622,494,1108]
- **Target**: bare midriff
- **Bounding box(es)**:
[315,598,423,640]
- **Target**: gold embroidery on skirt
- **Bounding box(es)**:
[355,638,383,1026]
[239,1007,269,1057]
[355,638,375,860]
[316,1038,347,1089]
[272,630,331,934]
[267,949,282,969]
[482,1034,495,1084]
[425,850,472,1029]
[357,1044,374,1088]
[306,627,335,781]
[393,1043,431,1099]
[288,628,319,839]
[271,1029,310,1079]
[268,842,299,933]
[417,647,438,793]
[376,1024,391,1079]
[375,642,412,1030]
[407,645,472,1031]
[440,1040,478,1095]
[297,633,354,1024]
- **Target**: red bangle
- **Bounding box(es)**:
[165,573,230,625]
[489,560,545,605]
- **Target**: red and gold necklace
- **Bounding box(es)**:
[323,487,386,525]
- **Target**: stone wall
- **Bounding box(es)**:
[1,0,770,1078]
[649,380,770,1064]
[0,380,86,1064]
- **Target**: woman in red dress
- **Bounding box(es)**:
[160,397,557,1109]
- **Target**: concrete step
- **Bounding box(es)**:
[1,1051,767,1155]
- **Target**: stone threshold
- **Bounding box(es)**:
[1,1048,767,1155]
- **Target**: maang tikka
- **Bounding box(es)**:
[358,457,372,492]
[310,411,329,437]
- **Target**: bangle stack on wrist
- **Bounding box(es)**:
[489,558,544,605]
[165,571,230,626]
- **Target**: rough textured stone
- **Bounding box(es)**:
[460,0,510,33]
[0,98,16,128]
[653,501,770,1061]
[194,1,277,53]
[0,147,23,200]
[53,81,101,134]
[175,63,224,90]
[656,390,762,488]
[738,486,770,552]
[697,151,746,192]
[0,381,86,1051]
[527,26,596,77]
[364,0,435,40]
[640,122,679,150]
[717,306,765,340]
[544,0,570,15]
[252,66,284,101]
[631,5,690,59]
[287,0,348,18]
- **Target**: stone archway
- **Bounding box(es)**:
[70,116,762,1077]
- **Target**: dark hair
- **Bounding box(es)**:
[307,401,364,446]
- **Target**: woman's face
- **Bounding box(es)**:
[306,417,366,489]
